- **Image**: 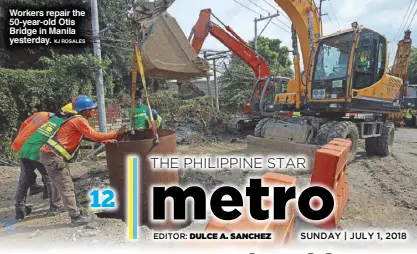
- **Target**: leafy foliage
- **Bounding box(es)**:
[219,36,293,112]
[0,53,109,159]
[407,47,417,84]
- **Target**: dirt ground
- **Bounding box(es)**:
[0,128,416,249]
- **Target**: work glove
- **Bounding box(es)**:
[117,125,128,137]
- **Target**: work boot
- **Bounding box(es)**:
[47,207,66,217]
[29,183,44,196]
[42,189,48,200]
[15,205,33,220]
[70,214,91,225]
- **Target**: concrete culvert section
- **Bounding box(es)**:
[102,129,192,230]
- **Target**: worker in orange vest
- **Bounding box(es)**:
[39,95,127,225]
[12,111,55,198]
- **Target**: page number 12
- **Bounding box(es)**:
[89,189,116,209]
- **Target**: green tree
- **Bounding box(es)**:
[219,36,293,112]
[407,47,417,84]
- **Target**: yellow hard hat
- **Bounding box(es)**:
[61,103,77,114]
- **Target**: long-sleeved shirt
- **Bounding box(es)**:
[41,116,117,154]
[11,112,52,152]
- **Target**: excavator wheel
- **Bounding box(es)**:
[365,122,395,157]
[254,118,271,137]
[315,121,338,145]
[226,118,241,134]
[326,121,359,163]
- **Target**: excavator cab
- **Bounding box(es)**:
[250,77,290,117]
[308,26,402,114]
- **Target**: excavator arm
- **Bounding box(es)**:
[390,30,412,108]
[188,9,270,79]
[390,30,412,82]
[188,9,270,115]
[274,0,322,69]
[271,0,322,109]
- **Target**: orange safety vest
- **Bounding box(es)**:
[11,112,54,152]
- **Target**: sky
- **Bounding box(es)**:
[165,0,417,70]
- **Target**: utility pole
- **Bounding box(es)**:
[212,59,219,110]
[254,12,281,54]
[203,51,214,107]
[206,50,229,110]
[91,0,107,132]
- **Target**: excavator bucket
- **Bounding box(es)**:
[140,12,212,80]
[177,80,205,100]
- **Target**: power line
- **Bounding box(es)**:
[401,0,417,33]
[271,20,291,33]
[247,0,270,14]
[231,0,260,16]
[261,0,291,21]
[231,0,290,33]
[406,1,417,29]
[390,0,416,58]
[328,0,341,30]
[246,0,291,29]
[392,0,413,44]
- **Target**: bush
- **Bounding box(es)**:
[0,53,112,159]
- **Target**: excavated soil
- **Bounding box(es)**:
[0,128,416,249]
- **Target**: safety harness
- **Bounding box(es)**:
[405,108,413,119]
[145,114,163,128]
[131,43,159,144]
[45,115,83,162]
[36,118,62,138]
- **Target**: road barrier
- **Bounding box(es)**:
[310,138,351,229]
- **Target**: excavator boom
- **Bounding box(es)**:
[274,0,322,69]
[189,9,270,79]
[390,30,412,82]
[388,30,413,125]
[188,9,270,119]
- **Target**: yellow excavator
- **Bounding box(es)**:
[133,0,411,163]
[248,0,411,163]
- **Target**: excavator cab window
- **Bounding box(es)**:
[352,29,380,89]
[376,35,387,81]
[313,32,354,81]
[311,32,354,100]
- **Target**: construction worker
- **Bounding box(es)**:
[404,107,416,127]
[292,112,301,117]
[11,111,54,199]
[14,103,77,220]
[39,95,127,225]
[132,96,149,130]
[146,108,164,129]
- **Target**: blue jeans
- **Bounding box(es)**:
[15,159,55,210]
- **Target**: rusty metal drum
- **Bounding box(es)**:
[105,129,184,229]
